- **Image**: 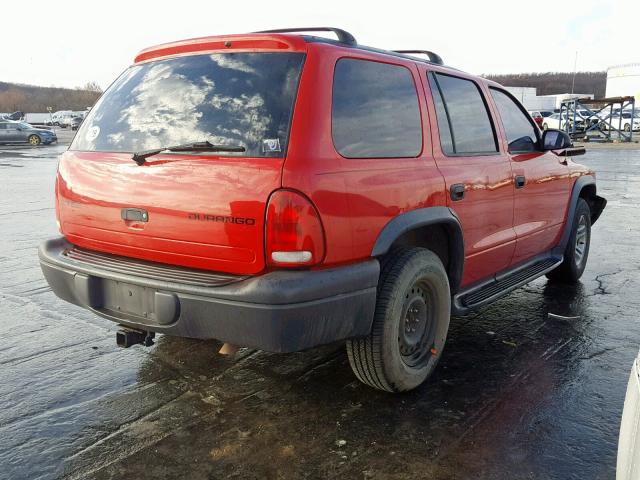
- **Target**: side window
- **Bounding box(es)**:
[332,58,422,158]
[490,88,540,153]
[429,72,497,155]
[427,74,454,154]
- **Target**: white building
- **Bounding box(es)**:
[539,93,595,109]
[504,87,556,111]
[606,63,640,101]
[504,87,594,111]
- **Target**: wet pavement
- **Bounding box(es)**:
[1,141,639,480]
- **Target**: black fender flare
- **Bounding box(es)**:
[554,175,606,254]
[371,206,465,293]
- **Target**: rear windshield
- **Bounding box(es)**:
[71,52,305,157]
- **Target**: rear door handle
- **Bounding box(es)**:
[515,175,526,189]
[450,183,465,201]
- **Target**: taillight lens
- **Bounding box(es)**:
[265,189,325,267]
[55,176,63,235]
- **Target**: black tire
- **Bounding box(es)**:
[346,248,451,392]
[547,198,591,283]
[27,134,41,146]
[624,124,631,133]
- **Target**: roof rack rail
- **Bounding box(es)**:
[253,27,357,46]
[392,50,443,65]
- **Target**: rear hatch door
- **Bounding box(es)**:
[57,50,305,275]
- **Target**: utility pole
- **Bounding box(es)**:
[571,51,578,95]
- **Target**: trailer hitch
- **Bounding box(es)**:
[116,326,155,348]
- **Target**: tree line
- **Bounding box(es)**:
[483,71,607,98]
[0,71,609,113]
[0,81,102,113]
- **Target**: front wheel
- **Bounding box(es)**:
[346,248,451,392]
[542,123,548,130]
[624,124,631,133]
[28,134,41,146]
[547,198,591,283]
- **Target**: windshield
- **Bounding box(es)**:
[71,52,305,157]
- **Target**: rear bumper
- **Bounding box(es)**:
[39,238,378,352]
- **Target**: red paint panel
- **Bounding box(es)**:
[510,152,570,264]
[56,151,282,274]
[283,45,446,266]
[419,66,516,287]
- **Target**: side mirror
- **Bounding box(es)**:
[541,128,585,157]
[542,129,572,150]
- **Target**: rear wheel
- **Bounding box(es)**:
[624,124,631,133]
[547,198,591,283]
[28,134,41,146]
[542,123,548,130]
[346,248,451,392]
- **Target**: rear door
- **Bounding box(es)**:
[425,71,516,287]
[488,87,572,265]
[5,123,21,142]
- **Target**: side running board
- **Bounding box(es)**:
[453,254,563,314]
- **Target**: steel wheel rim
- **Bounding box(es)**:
[574,214,588,266]
[398,280,436,368]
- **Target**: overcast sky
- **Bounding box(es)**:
[3,0,638,89]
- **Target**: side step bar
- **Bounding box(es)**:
[453,254,563,314]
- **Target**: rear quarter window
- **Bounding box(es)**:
[331,58,422,158]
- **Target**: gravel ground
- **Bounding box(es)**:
[0,141,638,479]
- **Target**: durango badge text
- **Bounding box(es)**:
[187,213,256,225]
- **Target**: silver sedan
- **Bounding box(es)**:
[0,121,58,145]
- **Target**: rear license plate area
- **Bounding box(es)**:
[103,280,154,320]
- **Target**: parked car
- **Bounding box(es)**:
[601,112,640,132]
[0,120,57,145]
[529,110,543,127]
[70,116,83,130]
[39,27,606,392]
[51,110,72,126]
[542,113,586,131]
[58,114,79,128]
[617,350,640,480]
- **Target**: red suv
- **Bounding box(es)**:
[39,28,606,392]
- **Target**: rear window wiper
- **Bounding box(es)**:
[132,141,246,165]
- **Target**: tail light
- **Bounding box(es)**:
[54,176,63,234]
[265,189,325,267]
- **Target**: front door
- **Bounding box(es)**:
[5,123,22,142]
[424,71,516,287]
[488,88,572,265]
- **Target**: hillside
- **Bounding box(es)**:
[0,81,102,113]
[0,72,609,113]
[483,71,607,98]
